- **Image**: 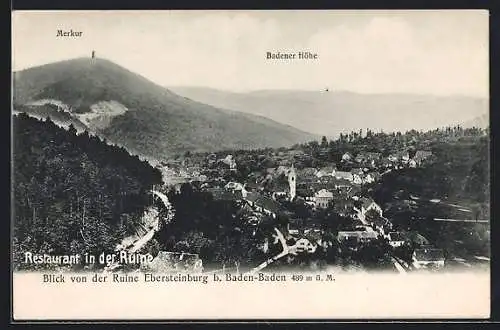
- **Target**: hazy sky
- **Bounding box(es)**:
[12,10,489,97]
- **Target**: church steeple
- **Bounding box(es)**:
[288,163,296,201]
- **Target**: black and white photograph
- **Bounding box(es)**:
[11,10,490,319]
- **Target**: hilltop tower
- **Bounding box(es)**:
[91,50,96,59]
[288,164,296,201]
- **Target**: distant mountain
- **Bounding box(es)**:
[13,58,315,159]
[170,87,489,137]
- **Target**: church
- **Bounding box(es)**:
[288,164,296,201]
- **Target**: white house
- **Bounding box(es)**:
[293,238,317,254]
[225,181,248,198]
[352,174,363,185]
[314,189,334,208]
[354,198,383,223]
[342,152,353,161]
[363,173,376,184]
[315,166,336,178]
[332,169,354,182]
[220,154,237,171]
[386,232,407,248]
[412,248,445,269]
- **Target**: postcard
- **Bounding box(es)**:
[11,9,490,320]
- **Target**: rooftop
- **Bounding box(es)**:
[206,187,242,201]
[255,195,282,213]
[315,189,334,198]
[334,171,354,180]
[413,248,445,261]
[360,197,376,209]
[388,232,407,241]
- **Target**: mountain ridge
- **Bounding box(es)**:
[13,57,316,158]
[170,86,489,137]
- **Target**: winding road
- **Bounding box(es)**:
[105,189,171,271]
[247,228,290,274]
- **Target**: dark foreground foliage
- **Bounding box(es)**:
[12,114,162,270]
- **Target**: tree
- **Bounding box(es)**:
[321,136,328,148]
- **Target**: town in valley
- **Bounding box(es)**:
[127,126,489,276]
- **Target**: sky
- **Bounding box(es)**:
[12,10,489,97]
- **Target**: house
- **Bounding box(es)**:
[293,238,317,254]
[313,176,342,190]
[397,151,410,163]
[333,198,357,217]
[142,251,203,273]
[333,178,355,190]
[366,215,393,235]
[363,172,377,184]
[219,154,237,171]
[411,248,445,269]
[357,231,379,242]
[337,232,361,246]
[275,165,289,174]
[350,169,364,184]
[296,186,315,199]
[386,232,407,248]
[361,198,383,215]
[270,179,290,199]
[355,152,381,166]
[354,225,375,233]
[207,153,218,163]
[315,166,336,178]
[246,193,281,218]
[314,189,334,208]
[297,167,318,179]
[354,153,365,163]
[407,232,431,247]
[225,182,248,197]
[351,168,364,176]
[337,230,379,249]
[354,197,383,223]
[225,181,244,190]
[413,150,433,166]
[336,184,362,200]
[342,152,353,161]
[332,170,354,182]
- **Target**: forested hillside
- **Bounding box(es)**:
[12,114,162,270]
[14,58,315,157]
